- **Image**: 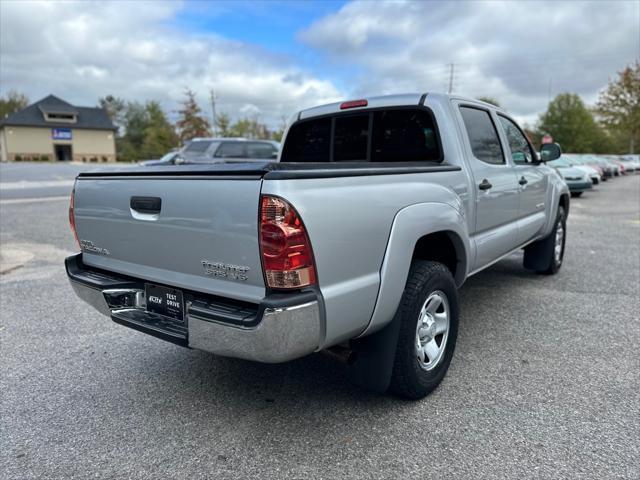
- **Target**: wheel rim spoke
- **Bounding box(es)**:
[424,340,439,362]
[425,294,442,315]
[417,345,426,363]
[434,313,448,335]
[554,222,564,263]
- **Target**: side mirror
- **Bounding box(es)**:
[174,156,185,165]
[539,143,562,162]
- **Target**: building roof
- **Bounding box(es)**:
[0,95,116,130]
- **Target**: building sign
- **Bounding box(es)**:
[52,128,72,140]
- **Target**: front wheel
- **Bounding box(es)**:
[523,205,566,274]
[389,261,459,400]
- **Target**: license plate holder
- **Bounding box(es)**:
[145,283,185,322]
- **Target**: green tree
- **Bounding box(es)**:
[537,93,609,153]
[478,96,501,107]
[229,117,269,139]
[595,61,640,153]
[176,88,210,142]
[122,102,149,151]
[0,90,29,118]
[271,115,289,143]
[99,95,126,134]
[215,112,232,137]
[141,101,179,159]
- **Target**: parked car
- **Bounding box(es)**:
[66,93,569,399]
[557,154,601,184]
[599,156,621,177]
[139,151,185,167]
[580,154,617,178]
[571,156,605,181]
[618,155,640,173]
[181,138,280,163]
[548,158,593,197]
[606,156,631,175]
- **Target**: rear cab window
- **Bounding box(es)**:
[281,108,442,163]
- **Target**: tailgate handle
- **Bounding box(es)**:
[130,196,162,214]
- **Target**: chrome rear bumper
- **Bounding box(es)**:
[66,255,321,363]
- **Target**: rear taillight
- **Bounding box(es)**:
[69,188,80,249]
[259,195,317,289]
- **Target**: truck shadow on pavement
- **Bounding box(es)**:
[121,252,544,420]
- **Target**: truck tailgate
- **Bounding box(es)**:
[73,176,265,302]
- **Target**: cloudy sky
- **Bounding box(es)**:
[1,0,638,128]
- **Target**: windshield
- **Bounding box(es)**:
[159,152,178,162]
[549,158,571,167]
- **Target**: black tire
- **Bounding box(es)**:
[542,205,566,274]
[523,205,566,275]
[570,192,583,197]
[389,261,459,400]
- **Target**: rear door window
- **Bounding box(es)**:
[281,108,441,163]
[215,142,246,158]
[459,107,504,165]
[246,142,277,159]
[184,140,213,154]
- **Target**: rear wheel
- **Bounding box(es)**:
[389,261,458,400]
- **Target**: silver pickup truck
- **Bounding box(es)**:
[66,93,568,399]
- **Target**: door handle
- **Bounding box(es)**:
[478,179,493,190]
[519,176,528,186]
[130,196,162,214]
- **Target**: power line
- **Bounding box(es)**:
[210,88,217,135]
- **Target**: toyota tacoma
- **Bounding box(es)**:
[66,93,568,399]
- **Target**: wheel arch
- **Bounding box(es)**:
[357,202,470,338]
[412,230,467,286]
[559,192,570,215]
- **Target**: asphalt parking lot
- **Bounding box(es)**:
[1,164,639,479]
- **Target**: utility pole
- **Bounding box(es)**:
[448,63,455,94]
[209,89,217,136]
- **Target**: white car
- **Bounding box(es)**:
[556,155,601,184]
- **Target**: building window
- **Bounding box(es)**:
[44,113,77,123]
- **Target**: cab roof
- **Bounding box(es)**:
[297,92,505,120]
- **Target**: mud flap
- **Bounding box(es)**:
[345,315,402,393]
[523,231,554,271]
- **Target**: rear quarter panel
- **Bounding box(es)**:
[262,170,470,347]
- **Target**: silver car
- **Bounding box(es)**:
[182,138,280,163]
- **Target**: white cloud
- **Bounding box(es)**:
[2,0,638,130]
[300,0,640,124]
[0,0,343,127]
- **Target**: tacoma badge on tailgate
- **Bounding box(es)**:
[201,260,249,281]
[79,239,110,256]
